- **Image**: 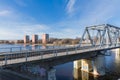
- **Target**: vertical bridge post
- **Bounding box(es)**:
[5,54,8,65]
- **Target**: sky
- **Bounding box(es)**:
[0,0,120,40]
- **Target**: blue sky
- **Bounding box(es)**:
[0,0,120,40]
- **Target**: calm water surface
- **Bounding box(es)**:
[0,44,120,80]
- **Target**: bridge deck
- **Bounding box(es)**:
[0,44,120,67]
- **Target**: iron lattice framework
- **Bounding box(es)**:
[79,24,120,47]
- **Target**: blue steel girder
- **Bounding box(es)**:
[79,28,87,47]
[86,29,95,46]
[107,27,112,46]
[79,24,120,47]
[100,28,106,46]
[94,30,101,45]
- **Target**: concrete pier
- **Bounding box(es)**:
[74,60,81,79]
[81,59,92,72]
[74,54,105,76]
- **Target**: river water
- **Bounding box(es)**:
[0,44,120,80]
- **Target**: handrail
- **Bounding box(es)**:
[0,44,120,67]
[0,45,76,53]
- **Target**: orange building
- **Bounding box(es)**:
[24,35,30,44]
[42,34,49,45]
[32,34,38,44]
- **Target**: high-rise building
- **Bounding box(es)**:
[24,35,30,44]
[32,34,38,44]
[42,34,49,44]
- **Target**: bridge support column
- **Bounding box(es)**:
[115,48,120,61]
[5,55,8,65]
[81,59,92,72]
[74,60,81,79]
[93,55,105,76]
[115,48,120,54]
[74,60,81,69]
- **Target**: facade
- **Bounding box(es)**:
[32,34,38,44]
[42,34,49,44]
[24,35,30,44]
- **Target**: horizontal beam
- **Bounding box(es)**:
[107,24,120,30]
[86,24,120,31]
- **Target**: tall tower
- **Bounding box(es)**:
[42,34,49,45]
[24,35,30,44]
[32,34,38,44]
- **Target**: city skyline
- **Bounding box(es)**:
[0,0,120,40]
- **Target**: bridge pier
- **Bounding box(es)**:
[74,60,81,79]
[74,60,89,80]
[115,48,120,62]
[115,48,120,54]
[74,60,91,73]
[74,54,105,76]
[74,60,81,69]
[81,59,92,72]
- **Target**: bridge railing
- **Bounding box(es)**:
[0,45,76,54]
[0,42,119,53]
[0,47,28,53]
[0,44,120,66]
[0,43,120,54]
[0,45,77,65]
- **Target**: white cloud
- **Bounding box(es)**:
[0,23,50,40]
[19,24,50,34]
[66,0,76,15]
[0,10,11,16]
[0,28,22,40]
[0,4,50,40]
[78,0,120,26]
[48,27,80,39]
[65,0,120,25]
[57,0,120,38]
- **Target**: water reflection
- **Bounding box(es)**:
[8,63,56,80]
[81,71,89,80]
[42,45,47,49]
[48,67,56,80]
[115,48,120,62]
[0,44,67,53]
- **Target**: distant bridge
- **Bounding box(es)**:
[0,24,120,68]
